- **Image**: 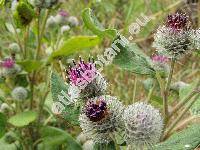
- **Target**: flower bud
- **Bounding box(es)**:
[11,87,28,101]
[9,43,20,53]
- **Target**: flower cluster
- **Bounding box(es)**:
[46,9,79,33]
[153,12,200,58]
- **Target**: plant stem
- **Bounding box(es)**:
[35,9,41,60]
[24,25,30,58]
[132,75,137,103]
[163,93,200,140]
[163,58,176,123]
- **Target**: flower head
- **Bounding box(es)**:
[166,13,189,31]
[123,102,163,148]
[153,13,194,58]
[59,10,69,17]
[85,99,108,122]
[67,57,96,86]
[67,57,107,99]
[79,95,124,144]
[1,58,15,69]
[68,16,79,26]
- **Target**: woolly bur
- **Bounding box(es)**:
[79,95,124,144]
[123,102,163,149]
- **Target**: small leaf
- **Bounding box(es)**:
[17,60,44,72]
[82,8,117,39]
[48,36,100,62]
[8,111,37,127]
[154,124,200,150]
[0,113,6,138]
[40,126,82,150]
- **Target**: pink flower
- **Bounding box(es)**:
[1,58,15,68]
[152,55,168,64]
[67,57,96,86]
[59,10,69,17]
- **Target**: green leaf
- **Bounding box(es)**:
[154,124,200,150]
[0,113,6,138]
[8,111,37,127]
[50,72,80,125]
[0,0,5,8]
[40,126,82,150]
[17,60,44,72]
[82,8,117,39]
[113,40,155,76]
[48,36,100,62]
[94,141,116,150]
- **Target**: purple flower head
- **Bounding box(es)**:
[59,10,69,17]
[67,57,96,86]
[85,99,108,122]
[1,58,15,68]
[166,13,189,31]
[152,55,168,64]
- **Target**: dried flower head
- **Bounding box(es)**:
[67,57,107,99]
[153,13,194,58]
[79,95,124,144]
[123,102,163,148]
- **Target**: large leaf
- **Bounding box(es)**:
[8,111,37,127]
[39,126,82,150]
[0,113,6,138]
[17,60,44,72]
[50,72,80,125]
[82,8,117,39]
[48,36,100,62]
[154,124,200,150]
[0,132,20,150]
[113,39,155,76]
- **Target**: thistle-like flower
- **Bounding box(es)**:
[61,25,70,34]
[123,102,163,149]
[153,13,193,58]
[151,55,170,78]
[67,57,107,99]
[79,95,124,144]
[54,10,69,25]
[11,87,28,101]
[0,58,21,76]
